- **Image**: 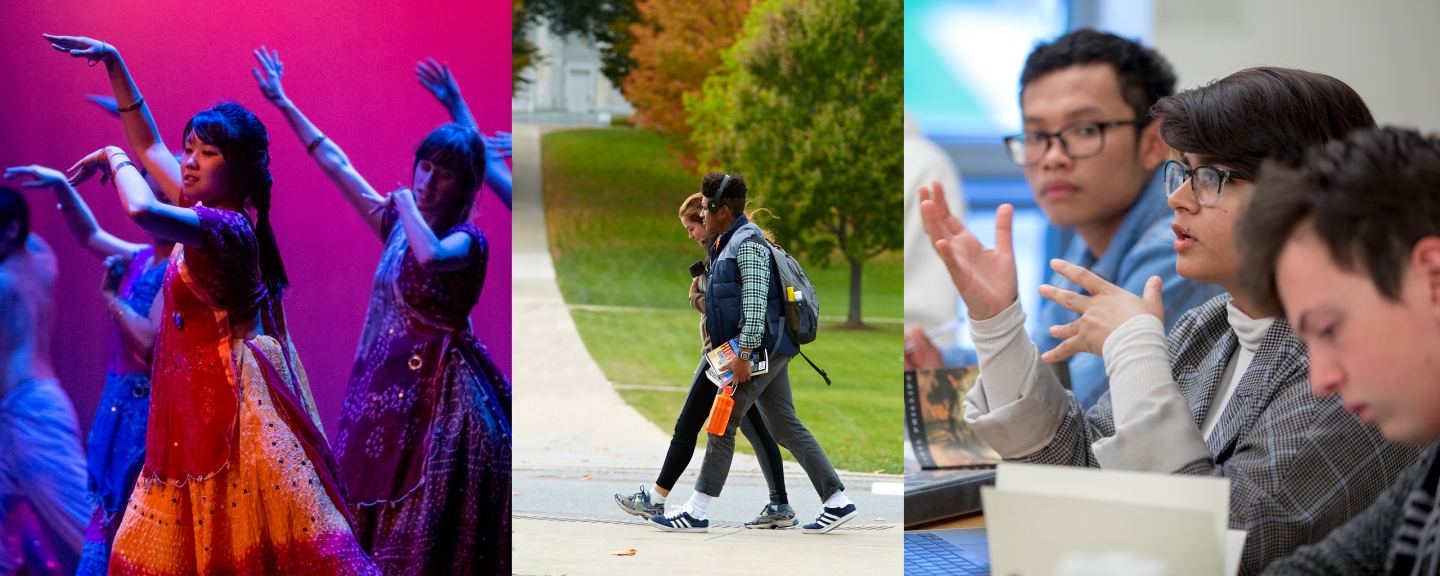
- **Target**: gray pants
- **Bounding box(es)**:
[694,355,844,500]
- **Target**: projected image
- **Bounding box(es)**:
[905,0,1068,140]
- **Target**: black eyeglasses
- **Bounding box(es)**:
[1162,159,1246,207]
[1002,119,1144,166]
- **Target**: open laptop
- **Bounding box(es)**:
[905,527,990,576]
[904,463,993,575]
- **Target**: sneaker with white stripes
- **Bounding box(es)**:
[802,503,858,534]
[647,509,709,533]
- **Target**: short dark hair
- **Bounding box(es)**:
[1238,127,1440,317]
[700,172,746,216]
[415,123,486,196]
[1152,67,1376,180]
[0,187,29,247]
[1020,29,1176,123]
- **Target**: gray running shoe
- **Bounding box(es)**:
[744,502,798,529]
[615,485,665,517]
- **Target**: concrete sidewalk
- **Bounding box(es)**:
[511,124,902,575]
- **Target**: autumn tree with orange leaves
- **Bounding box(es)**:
[622,0,751,165]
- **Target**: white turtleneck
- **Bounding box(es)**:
[1200,303,1276,440]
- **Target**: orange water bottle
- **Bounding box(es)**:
[705,385,735,436]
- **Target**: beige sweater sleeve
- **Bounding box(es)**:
[961,299,1073,458]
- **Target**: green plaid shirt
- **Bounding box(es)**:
[736,239,769,350]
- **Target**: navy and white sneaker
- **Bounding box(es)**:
[744,502,798,529]
[614,485,665,517]
[647,509,709,533]
[802,503,858,534]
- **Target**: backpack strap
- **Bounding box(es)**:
[798,349,831,385]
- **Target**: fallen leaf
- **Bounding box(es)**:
[582,459,590,463]
[873,517,886,522]
[512,492,522,496]
[873,469,885,474]
[748,467,758,472]
[560,475,570,479]
[581,474,592,481]
[520,460,529,464]
[612,549,637,556]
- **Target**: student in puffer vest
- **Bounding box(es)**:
[646,172,859,535]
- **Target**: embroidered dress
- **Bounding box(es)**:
[75,246,167,576]
[335,212,511,575]
[108,207,377,575]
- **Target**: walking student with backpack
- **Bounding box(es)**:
[613,192,798,528]
[647,172,856,535]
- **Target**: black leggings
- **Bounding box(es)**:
[654,360,788,505]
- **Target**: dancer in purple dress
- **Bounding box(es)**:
[253,47,511,574]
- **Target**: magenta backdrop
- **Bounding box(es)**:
[0,0,512,438]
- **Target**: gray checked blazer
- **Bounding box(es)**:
[1015,293,1422,575]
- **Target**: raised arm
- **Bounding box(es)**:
[69,147,202,246]
[388,188,474,273]
[44,35,183,204]
[417,59,512,210]
[252,47,386,237]
[4,165,145,260]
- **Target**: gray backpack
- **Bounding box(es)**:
[753,237,831,385]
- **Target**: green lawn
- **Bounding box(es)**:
[543,128,901,473]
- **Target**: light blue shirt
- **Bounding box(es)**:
[943,169,1224,409]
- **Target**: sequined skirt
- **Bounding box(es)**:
[108,337,379,575]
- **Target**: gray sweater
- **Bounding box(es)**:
[1263,442,1440,575]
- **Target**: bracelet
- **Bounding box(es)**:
[88,42,106,67]
[108,161,135,187]
[117,96,145,113]
[306,135,328,155]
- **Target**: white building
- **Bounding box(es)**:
[513,19,635,125]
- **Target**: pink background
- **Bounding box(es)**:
[0,0,512,438]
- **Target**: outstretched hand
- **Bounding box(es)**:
[1038,260,1164,362]
[416,58,462,109]
[919,180,1018,321]
[67,147,119,187]
[43,34,111,66]
[4,165,69,190]
[481,132,512,159]
[252,46,289,105]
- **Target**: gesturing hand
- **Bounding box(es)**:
[67,147,121,187]
[416,58,462,109]
[1038,259,1164,363]
[919,180,1018,321]
[43,34,111,66]
[3,165,69,190]
[251,46,289,105]
[481,132,513,160]
[101,254,130,295]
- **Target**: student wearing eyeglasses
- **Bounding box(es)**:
[905,29,1222,408]
[922,67,1421,574]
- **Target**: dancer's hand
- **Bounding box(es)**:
[416,58,463,111]
[101,254,129,295]
[1038,260,1164,362]
[67,147,123,186]
[919,181,1018,321]
[251,46,289,105]
[43,34,112,66]
[85,95,121,116]
[481,132,513,160]
[3,165,69,190]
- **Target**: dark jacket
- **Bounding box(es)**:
[704,215,798,357]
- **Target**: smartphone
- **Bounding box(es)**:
[689,261,706,278]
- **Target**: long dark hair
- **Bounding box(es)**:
[183,101,288,296]
[413,123,486,228]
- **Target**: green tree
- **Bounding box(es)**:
[513,0,542,95]
[524,0,640,89]
[688,0,903,327]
